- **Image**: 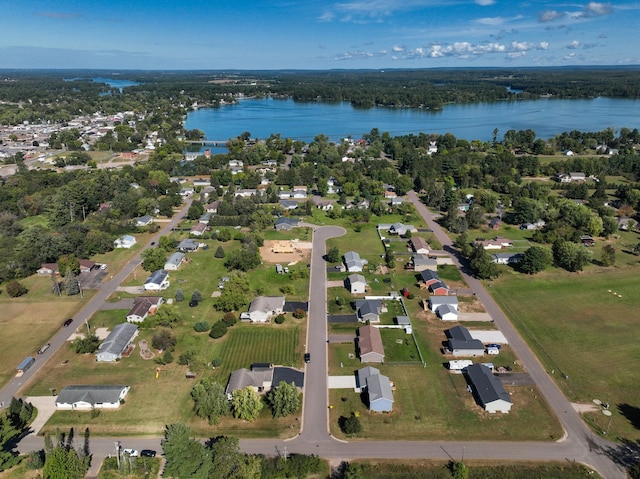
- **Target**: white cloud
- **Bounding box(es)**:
[538,41,549,50]
[398,39,548,60]
[318,11,335,22]
[334,49,388,60]
[567,40,580,49]
[392,45,406,52]
[586,2,612,16]
[538,9,563,22]
[475,17,507,26]
[475,0,495,5]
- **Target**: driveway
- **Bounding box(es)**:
[24,396,57,435]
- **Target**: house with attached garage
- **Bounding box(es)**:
[357,325,385,363]
[37,259,95,276]
[491,252,523,265]
[344,251,367,273]
[428,295,458,313]
[409,237,430,255]
[126,296,163,323]
[410,254,438,272]
[355,299,385,323]
[464,363,512,413]
[446,325,485,357]
[279,199,299,211]
[177,238,201,252]
[356,366,394,412]
[345,273,367,294]
[275,217,301,230]
[240,296,285,323]
[190,222,207,236]
[437,304,458,321]
[55,385,130,410]
[134,215,153,227]
[96,323,138,362]
[428,280,449,296]
[225,363,304,396]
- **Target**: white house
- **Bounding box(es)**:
[437,304,459,321]
[164,252,185,271]
[55,385,130,410]
[356,366,394,413]
[344,251,367,272]
[96,323,138,362]
[114,234,137,249]
[144,269,170,291]
[241,296,285,323]
[346,274,367,294]
[134,215,153,227]
[126,296,163,323]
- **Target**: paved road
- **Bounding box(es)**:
[0,198,193,409]
[299,226,346,443]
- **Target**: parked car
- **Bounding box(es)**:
[304,353,311,364]
[140,449,156,458]
[63,318,73,327]
[487,343,502,350]
[37,343,51,355]
[123,448,139,457]
[99,264,108,270]
[189,300,199,307]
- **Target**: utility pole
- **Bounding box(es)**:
[115,441,120,468]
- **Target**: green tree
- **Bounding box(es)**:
[64,273,80,296]
[266,381,301,418]
[586,215,604,237]
[519,246,553,274]
[141,247,167,272]
[231,387,264,421]
[339,414,362,435]
[212,272,250,312]
[209,321,228,339]
[151,329,177,351]
[191,289,202,302]
[190,379,230,425]
[326,246,340,263]
[214,245,225,258]
[469,245,501,279]
[216,229,232,242]
[210,436,262,479]
[161,423,213,479]
[0,415,20,472]
[42,429,90,479]
[600,244,616,267]
[73,335,100,354]
[175,288,185,302]
[187,201,205,220]
[553,241,591,272]
[6,280,28,298]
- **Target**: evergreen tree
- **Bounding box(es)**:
[214,245,225,258]
[161,423,212,479]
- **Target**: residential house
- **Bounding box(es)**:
[427,141,438,155]
[491,253,524,265]
[134,215,153,227]
[205,200,220,213]
[346,274,367,294]
[343,251,367,272]
[357,199,370,210]
[316,200,334,211]
[240,296,286,323]
[96,323,138,362]
[291,186,308,199]
[275,217,301,230]
[475,237,514,250]
[387,222,415,236]
[198,212,212,224]
[383,190,397,199]
[569,172,586,182]
[581,235,596,247]
[355,299,385,323]
[228,160,243,168]
[55,385,130,410]
[225,364,304,395]
[437,304,458,321]
[236,188,258,198]
[164,252,185,271]
[420,270,441,287]
[37,259,95,276]
[457,203,470,212]
[126,296,163,323]
[180,187,195,196]
[177,238,201,252]
[357,325,385,363]
[279,200,299,211]
[618,216,632,231]
[428,280,449,296]
[522,219,545,230]
[190,222,207,236]
[144,270,170,291]
[390,197,404,206]
[446,325,485,357]
[114,234,137,249]
[428,295,459,313]
[409,237,430,255]
[411,254,438,272]
[356,366,394,412]
[465,364,512,413]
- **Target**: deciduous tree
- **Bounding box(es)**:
[519,246,553,274]
[161,423,212,479]
[231,387,263,421]
[266,381,301,418]
[191,379,229,425]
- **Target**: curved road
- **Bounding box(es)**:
[12,202,626,478]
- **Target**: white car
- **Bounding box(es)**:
[123,448,138,457]
[99,264,108,270]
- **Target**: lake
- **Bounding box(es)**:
[184,97,640,145]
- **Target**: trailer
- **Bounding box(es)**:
[448,359,473,371]
[16,356,35,376]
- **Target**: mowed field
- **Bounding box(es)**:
[490,266,640,441]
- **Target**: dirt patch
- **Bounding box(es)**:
[139,339,155,360]
[67,327,110,341]
[572,402,601,413]
[260,240,311,264]
[457,297,487,313]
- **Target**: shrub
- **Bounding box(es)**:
[152,329,177,351]
[209,321,228,339]
[274,314,285,324]
[6,280,28,298]
[191,289,203,302]
[73,335,100,354]
[193,321,210,332]
[222,312,237,326]
[293,308,306,319]
[212,357,223,367]
[339,414,362,435]
[178,350,196,366]
[214,245,225,258]
[280,284,294,294]
[156,350,174,365]
[175,289,184,302]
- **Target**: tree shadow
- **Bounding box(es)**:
[619,403,640,430]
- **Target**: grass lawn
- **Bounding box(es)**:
[98,457,161,479]
[490,265,640,441]
[379,329,422,363]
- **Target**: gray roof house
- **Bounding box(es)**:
[164,252,185,271]
[240,296,285,323]
[446,325,484,357]
[437,304,459,321]
[55,385,130,410]
[96,323,138,362]
[412,254,438,272]
[357,325,385,363]
[355,299,384,323]
[428,295,458,312]
[114,234,136,249]
[225,364,304,395]
[345,273,367,294]
[279,200,299,211]
[356,366,394,412]
[275,217,301,230]
[144,269,170,291]
[177,238,200,252]
[465,364,512,413]
[344,251,367,272]
[134,215,153,227]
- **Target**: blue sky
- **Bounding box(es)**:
[0,1,637,70]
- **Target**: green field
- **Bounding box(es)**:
[490,266,640,441]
